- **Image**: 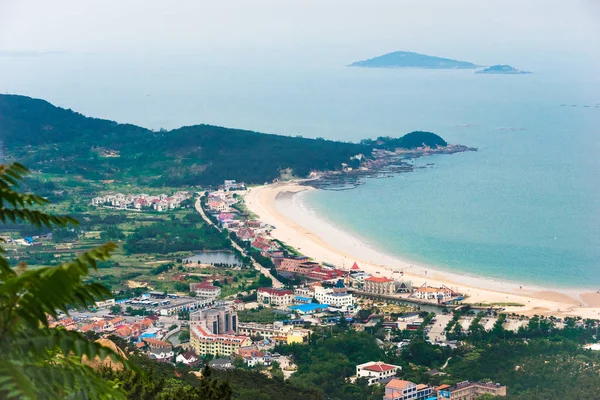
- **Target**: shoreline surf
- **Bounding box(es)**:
[244,181,600,319]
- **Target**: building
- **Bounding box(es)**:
[157,297,214,316]
[190,325,251,357]
[208,358,234,370]
[190,282,222,300]
[190,305,238,334]
[257,287,294,306]
[238,346,272,367]
[176,351,201,366]
[95,298,116,309]
[237,321,310,344]
[313,284,354,309]
[346,272,371,289]
[411,284,454,304]
[143,338,174,362]
[288,303,329,315]
[279,256,310,271]
[356,361,401,385]
[383,379,434,400]
[437,381,506,399]
[363,276,396,295]
[236,228,256,241]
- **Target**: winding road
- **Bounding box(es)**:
[195,198,283,288]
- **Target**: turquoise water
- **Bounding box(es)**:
[2,55,599,287]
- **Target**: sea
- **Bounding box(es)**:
[1,53,599,288]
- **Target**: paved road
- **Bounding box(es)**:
[195,198,283,288]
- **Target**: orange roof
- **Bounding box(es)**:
[386,379,412,390]
[365,276,393,283]
[436,384,451,390]
[363,362,397,372]
[416,384,429,390]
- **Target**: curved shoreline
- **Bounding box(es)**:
[244,182,600,319]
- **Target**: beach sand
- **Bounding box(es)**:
[244,182,600,319]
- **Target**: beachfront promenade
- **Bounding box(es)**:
[194,198,284,289]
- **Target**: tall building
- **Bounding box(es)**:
[189,304,249,356]
[190,305,238,334]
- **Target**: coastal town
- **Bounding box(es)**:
[40,178,600,399]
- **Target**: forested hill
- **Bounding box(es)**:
[0,94,449,187]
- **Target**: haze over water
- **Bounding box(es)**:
[1,54,599,288]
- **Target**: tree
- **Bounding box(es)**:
[110,305,123,314]
[0,163,129,399]
[100,225,126,241]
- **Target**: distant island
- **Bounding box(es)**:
[348,51,478,69]
[475,65,532,74]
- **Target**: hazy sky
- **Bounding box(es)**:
[1,0,599,68]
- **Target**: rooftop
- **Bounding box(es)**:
[365,276,393,283]
[362,362,397,373]
[386,379,412,390]
[258,287,293,296]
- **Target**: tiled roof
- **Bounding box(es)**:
[365,276,393,283]
[191,326,250,345]
[386,379,412,390]
[258,287,293,296]
[363,363,397,372]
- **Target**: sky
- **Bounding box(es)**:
[1,0,600,68]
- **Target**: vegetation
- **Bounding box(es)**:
[276,328,385,400]
[125,214,230,254]
[0,94,450,187]
[0,163,129,399]
[237,307,289,324]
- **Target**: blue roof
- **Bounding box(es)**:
[289,303,329,313]
[295,296,311,301]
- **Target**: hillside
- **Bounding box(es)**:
[0,94,452,187]
[348,51,478,69]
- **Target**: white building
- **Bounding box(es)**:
[313,285,354,309]
[257,287,294,306]
[411,285,454,303]
[190,282,222,300]
[356,361,401,385]
[176,351,200,366]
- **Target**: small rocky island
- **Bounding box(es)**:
[348,51,478,69]
[475,65,532,74]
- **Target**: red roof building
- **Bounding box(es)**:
[357,361,401,385]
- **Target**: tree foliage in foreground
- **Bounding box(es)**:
[0,163,129,399]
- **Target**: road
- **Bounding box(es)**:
[195,198,283,288]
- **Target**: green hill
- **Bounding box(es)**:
[0,94,451,187]
[349,51,478,69]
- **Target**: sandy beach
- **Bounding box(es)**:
[244,182,600,319]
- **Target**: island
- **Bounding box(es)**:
[475,65,532,74]
[348,51,478,69]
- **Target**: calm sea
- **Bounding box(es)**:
[2,54,599,287]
